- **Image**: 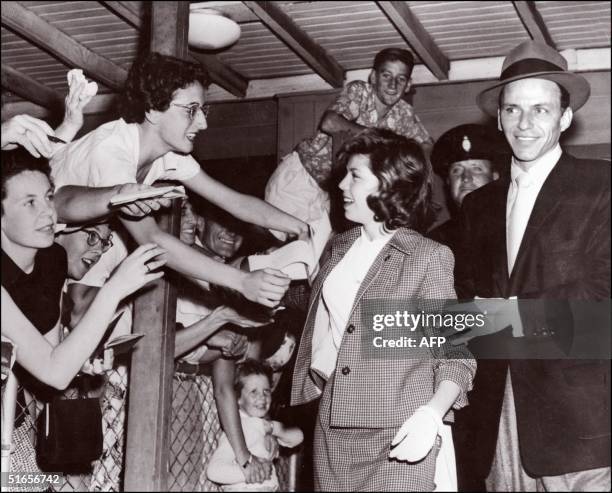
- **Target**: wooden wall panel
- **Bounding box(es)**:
[193,98,278,160]
[275,71,610,160]
[276,90,338,159]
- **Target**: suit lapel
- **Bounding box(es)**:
[348,229,420,317]
[490,176,512,296]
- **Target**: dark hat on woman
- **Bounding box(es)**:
[431,124,509,177]
[477,40,591,117]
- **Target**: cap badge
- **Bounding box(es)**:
[462,135,471,153]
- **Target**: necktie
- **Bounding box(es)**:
[507,171,532,274]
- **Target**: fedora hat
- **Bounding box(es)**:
[477,41,590,117]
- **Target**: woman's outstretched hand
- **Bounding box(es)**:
[241,268,290,308]
[105,243,166,299]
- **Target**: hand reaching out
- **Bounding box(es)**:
[104,243,166,300]
[1,114,55,157]
[53,69,99,144]
[206,329,248,359]
[242,455,273,484]
[61,69,98,131]
[286,221,311,242]
[113,183,173,218]
[241,268,290,308]
[214,305,271,328]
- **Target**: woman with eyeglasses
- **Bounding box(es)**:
[1,148,165,388]
[55,225,114,282]
[49,52,309,309]
[1,149,167,475]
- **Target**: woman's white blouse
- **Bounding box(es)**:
[311,228,392,378]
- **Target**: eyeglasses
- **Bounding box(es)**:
[171,103,210,121]
[81,229,114,252]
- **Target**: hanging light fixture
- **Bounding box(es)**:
[188,8,241,50]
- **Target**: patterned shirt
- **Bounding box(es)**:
[296,80,433,186]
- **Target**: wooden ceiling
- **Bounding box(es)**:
[1,1,610,114]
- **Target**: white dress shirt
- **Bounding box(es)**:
[506,144,562,273]
[311,227,392,378]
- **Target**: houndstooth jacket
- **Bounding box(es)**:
[291,226,475,429]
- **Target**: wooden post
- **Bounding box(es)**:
[123,2,189,491]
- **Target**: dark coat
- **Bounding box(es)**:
[456,152,611,476]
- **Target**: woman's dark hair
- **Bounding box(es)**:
[120,52,210,123]
[336,128,433,232]
[1,149,52,210]
[234,359,273,394]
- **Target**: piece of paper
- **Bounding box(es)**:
[109,185,186,206]
[248,215,331,280]
[105,333,144,356]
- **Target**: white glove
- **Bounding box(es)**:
[389,405,442,462]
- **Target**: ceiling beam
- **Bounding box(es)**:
[99,1,244,97]
[513,1,555,47]
[243,1,344,88]
[101,1,145,29]
[1,64,63,109]
[150,1,189,59]
[377,1,449,80]
[1,1,127,90]
[190,52,248,98]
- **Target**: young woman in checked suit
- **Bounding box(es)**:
[291,129,475,491]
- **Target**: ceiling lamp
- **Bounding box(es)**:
[189,8,241,50]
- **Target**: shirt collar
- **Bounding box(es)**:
[510,144,561,187]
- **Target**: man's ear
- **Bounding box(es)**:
[403,80,412,96]
[560,106,573,133]
[368,70,376,86]
[497,109,503,132]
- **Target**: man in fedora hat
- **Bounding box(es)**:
[456,40,610,490]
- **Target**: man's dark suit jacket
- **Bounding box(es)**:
[456,152,610,477]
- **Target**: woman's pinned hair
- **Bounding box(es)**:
[336,128,433,232]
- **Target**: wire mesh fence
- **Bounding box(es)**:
[169,369,296,492]
[6,365,298,492]
[169,371,221,492]
[7,365,128,493]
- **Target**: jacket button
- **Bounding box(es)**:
[346,324,355,334]
[341,366,350,375]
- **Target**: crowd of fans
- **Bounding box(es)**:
[1,39,609,493]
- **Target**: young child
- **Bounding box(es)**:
[207,359,303,491]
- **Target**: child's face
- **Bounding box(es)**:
[238,374,271,419]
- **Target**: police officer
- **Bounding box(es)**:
[429,124,509,253]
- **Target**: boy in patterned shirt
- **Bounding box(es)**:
[266,47,433,240]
